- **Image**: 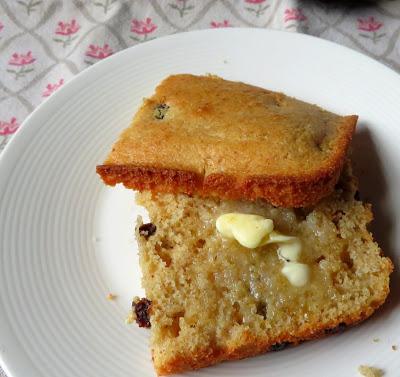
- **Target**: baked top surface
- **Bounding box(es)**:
[103,74,356,177]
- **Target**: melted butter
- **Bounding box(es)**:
[216,213,274,249]
[263,231,301,262]
[281,262,310,287]
[216,213,310,287]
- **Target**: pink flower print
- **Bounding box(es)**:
[358,17,385,43]
[169,0,194,18]
[245,0,269,17]
[85,44,113,59]
[42,79,64,97]
[0,21,4,33]
[0,117,19,136]
[7,51,36,80]
[85,44,113,65]
[358,16,382,32]
[56,19,80,35]
[53,19,80,48]
[284,8,307,23]
[0,117,19,150]
[130,18,157,42]
[210,20,232,28]
[8,51,36,66]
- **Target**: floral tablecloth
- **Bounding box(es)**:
[0,0,400,375]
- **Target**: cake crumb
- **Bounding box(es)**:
[373,338,380,343]
[392,345,398,351]
[106,293,117,300]
[358,365,384,377]
[126,296,140,324]
[125,312,136,325]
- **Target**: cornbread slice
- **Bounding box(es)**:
[135,165,392,375]
[97,74,357,207]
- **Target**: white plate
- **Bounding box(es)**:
[0,28,399,377]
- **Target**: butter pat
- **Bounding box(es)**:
[278,241,302,263]
[216,213,273,249]
[281,262,310,287]
[266,232,302,262]
[216,212,310,287]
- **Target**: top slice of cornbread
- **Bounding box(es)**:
[97,74,357,207]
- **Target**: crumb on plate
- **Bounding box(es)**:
[392,345,398,351]
[106,293,117,300]
[125,312,136,325]
[373,338,380,343]
[358,365,384,377]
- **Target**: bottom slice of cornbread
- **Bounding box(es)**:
[134,166,393,375]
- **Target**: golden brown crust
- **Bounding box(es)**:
[97,74,357,207]
[155,292,392,375]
